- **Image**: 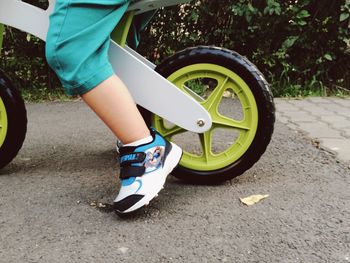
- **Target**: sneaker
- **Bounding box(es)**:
[113,128,182,214]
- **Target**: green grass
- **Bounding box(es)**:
[271,79,350,98]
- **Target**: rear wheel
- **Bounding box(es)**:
[0,70,27,169]
[144,46,275,184]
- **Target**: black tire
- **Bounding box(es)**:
[0,70,27,169]
[143,46,275,184]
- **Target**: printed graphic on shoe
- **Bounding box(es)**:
[114,128,182,214]
[145,146,164,171]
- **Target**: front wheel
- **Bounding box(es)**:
[144,46,275,184]
[0,70,27,169]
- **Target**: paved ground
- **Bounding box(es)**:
[0,101,349,263]
[275,97,350,165]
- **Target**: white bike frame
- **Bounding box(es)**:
[0,0,212,133]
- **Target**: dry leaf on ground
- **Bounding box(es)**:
[240,194,269,206]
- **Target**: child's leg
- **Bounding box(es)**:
[46,0,150,144]
[45,0,182,214]
[81,75,150,145]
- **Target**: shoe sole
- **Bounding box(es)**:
[120,142,183,214]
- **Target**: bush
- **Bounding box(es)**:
[0,0,59,100]
[1,0,349,99]
[138,0,350,97]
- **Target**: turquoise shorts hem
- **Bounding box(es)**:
[62,63,115,96]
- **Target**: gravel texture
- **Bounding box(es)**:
[0,102,349,263]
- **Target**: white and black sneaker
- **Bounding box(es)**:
[114,128,182,214]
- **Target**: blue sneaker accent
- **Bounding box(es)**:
[135,179,143,193]
[121,177,136,187]
[120,154,139,163]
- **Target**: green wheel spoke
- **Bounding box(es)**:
[203,77,229,111]
[212,114,251,131]
[199,131,213,163]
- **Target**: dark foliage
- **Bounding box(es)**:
[1,0,349,98]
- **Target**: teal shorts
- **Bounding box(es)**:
[46,0,154,96]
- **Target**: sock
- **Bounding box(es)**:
[124,135,153,147]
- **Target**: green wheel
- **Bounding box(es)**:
[0,70,27,169]
[144,46,275,184]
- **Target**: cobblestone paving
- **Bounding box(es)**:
[275,97,350,165]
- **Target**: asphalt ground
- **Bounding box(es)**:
[0,101,349,263]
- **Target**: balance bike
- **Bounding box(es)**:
[0,0,275,184]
